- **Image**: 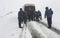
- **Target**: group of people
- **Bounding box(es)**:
[18,7,53,29]
[18,8,42,28]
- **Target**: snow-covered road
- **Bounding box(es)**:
[0,11,60,38]
[26,21,60,38]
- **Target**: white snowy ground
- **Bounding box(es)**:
[42,19,60,31]
[0,12,21,38]
[0,11,32,38]
[0,11,60,38]
[27,21,60,38]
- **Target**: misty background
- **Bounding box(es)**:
[0,0,60,29]
[0,0,60,38]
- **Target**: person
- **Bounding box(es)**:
[23,11,27,24]
[18,8,24,28]
[37,10,42,20]
[49,8,53,24]
[44,7,53,28]
[35,10,42,21]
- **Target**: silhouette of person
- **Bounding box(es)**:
[37,10,42,20]
[49,8,53,24]
[18,8,24,28]
[23,11,27,24]
[44,7,53,28]
[35,10,42,21]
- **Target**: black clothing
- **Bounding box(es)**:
[23,12,27,24]
[47,17,52,28]
[18,10,24,28]
[45,8,53,28]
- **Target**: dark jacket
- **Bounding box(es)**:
[18,11,24,19]
[35,11,41,17]
[45,9,53,18]
[37,11,41,16]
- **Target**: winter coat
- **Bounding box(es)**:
[45,9,53,18]
[37,11,41,16]
[18,11,24,19]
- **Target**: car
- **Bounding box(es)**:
[24,4,36,21]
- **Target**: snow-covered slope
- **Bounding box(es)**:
[0,11,20,38]
[27,21,60,38]
[0,11,32,38]
[0,11,60,38]
[0,0,60,38]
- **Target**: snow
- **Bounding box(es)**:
[20,24,32,38]
[0,11,60,38]
[0,0,60,38]
[27,21,60,38]
[0,11,32,38]
[0,11,20,38]
[0,0,60,30]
